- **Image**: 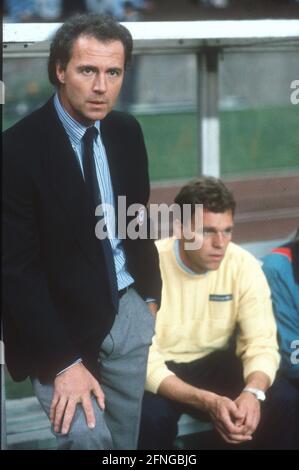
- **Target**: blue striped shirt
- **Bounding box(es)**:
[54,93,134,291]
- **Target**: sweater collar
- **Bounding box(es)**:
[174,239,207,276]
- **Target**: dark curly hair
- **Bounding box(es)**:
[174,176,236,217]
[48,14,133,87]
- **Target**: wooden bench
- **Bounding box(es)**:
[6,397,56,450]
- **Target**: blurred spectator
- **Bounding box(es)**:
[123,1,141,21]
[212,0,229,6]
[36,0,62,21]
[131,0,156,16]
[262,230,299,387]
[197,0,230,7]
[86,0,124,19]
[61,0,87,19]
[86,0,155,21]
[5,0,38,22]
[5,0,64,22]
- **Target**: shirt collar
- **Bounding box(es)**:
[54,93,100,146]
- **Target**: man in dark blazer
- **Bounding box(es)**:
[2,14,162,450]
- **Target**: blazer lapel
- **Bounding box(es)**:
[42,99,102,268]
[100,118,123,213]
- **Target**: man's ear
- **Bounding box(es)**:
[56,63,65,85]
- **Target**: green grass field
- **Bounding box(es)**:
[4,105,298,185]
[136,106,299,180]
[5,372,33,399]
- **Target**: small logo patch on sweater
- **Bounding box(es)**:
[209,294,233,301]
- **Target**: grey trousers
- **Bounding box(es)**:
[32,288,155,450]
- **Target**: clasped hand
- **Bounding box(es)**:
[209,392,261,444]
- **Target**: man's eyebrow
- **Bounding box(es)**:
[76,65,123,71]
[78,62,97,69]
[77,64,98,70]
[203,225,234,230]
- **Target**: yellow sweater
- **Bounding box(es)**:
[146,238,280,393]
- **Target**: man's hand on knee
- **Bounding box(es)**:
[50,362,105,435]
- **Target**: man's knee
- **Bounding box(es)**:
[138,392,180,449]
[56,399,113,450]
[268,375,299,411]
[141,392,178,425]
[56,425,111,450]
[256,375,299,449]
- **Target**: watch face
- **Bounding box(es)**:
[256,391,263,400]
[257,391,266,401]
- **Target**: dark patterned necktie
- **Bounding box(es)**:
[82,127,119,311]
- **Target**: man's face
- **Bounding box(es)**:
[56,35,125,125]
[179,210,234,274]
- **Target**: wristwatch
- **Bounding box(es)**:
[243,387,266,402]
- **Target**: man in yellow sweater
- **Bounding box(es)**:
[138,177,298,449]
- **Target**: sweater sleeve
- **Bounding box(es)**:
[236,256,280,385]
[145,335,175,394]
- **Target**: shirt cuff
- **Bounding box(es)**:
[243,356,279,386]
[56,358,82,376]
[145,298,156,303]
